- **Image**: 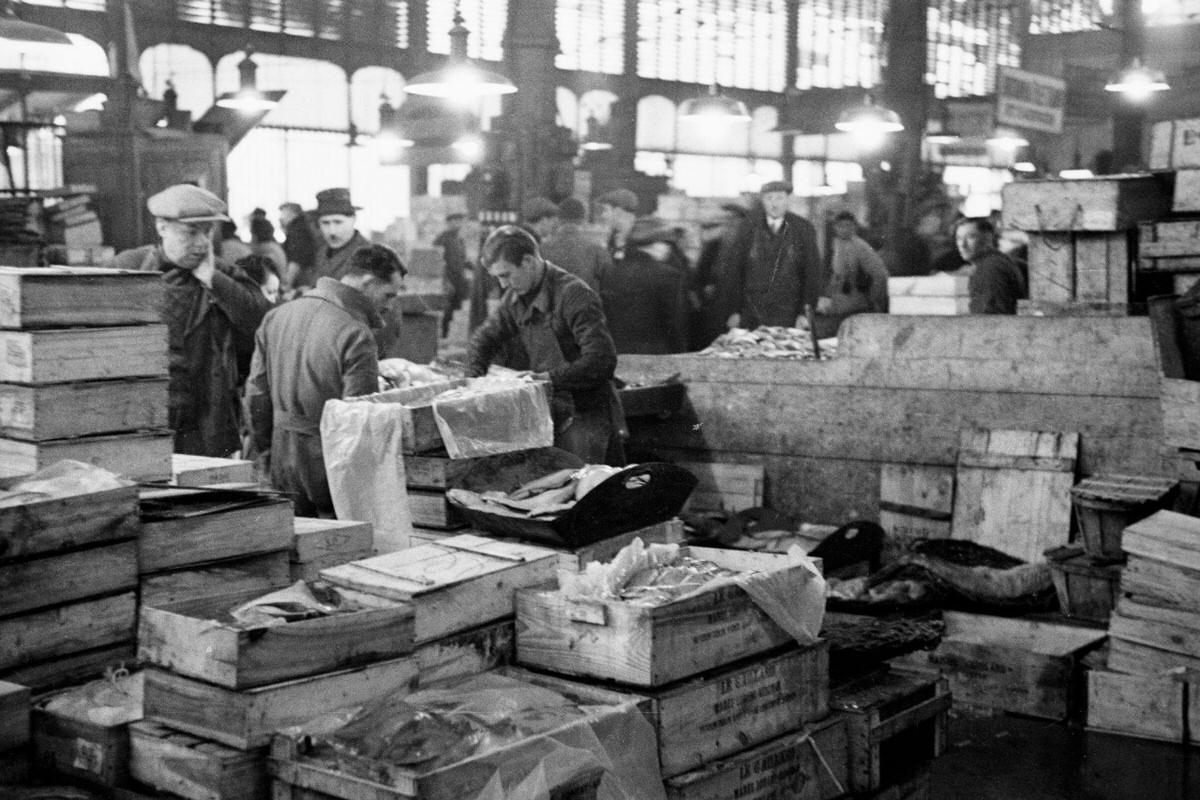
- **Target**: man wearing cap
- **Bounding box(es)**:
[540,197,610,294]
[467,226,624,465]
[523,197,560,242]
[310,188,371,287]
[247,244,407,516]
[596,188,638,261]
[111,184,271,457]
[813,209,890,337]
[435,212,470,339]
[600,217,689,355]
[717,180,823,329]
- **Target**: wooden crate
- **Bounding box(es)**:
[878,463,954,541]
[141,551,292,608]
[515,547,807,687]
[1108,596,1200,667]
[553,518,685,573]
[1137,220,1200,274]
[1108,636,1200,675]
[414,619,515,686]
[887,274,970,316]
[0,325,168,384]
[0,681,31,752]
[1122,510,1200,573]
[1045,546,1122,624]
[926,611,1105,720]
[1149,118,1200,170]
[679,461,764,512]
[832,669,949,793]
[32,679,142,788]
[650,641,829,778]
[1001,175,1171,231]
[0,483,139,562]
[267,668,639,800]
[1121,553,1200,613]
[0,266,163,329]
[0,642,136,693]
[0,591,137,671]
[320,535,557,644]
[662,728,821,800]
[345,379,469,454]
[139,491,294,572]
[406,488,466,530]
[0,430,174,481]
[143,657,419,750]
[129,720,268,800]
[1175,169,1200,213]
[0,539,136,616]
[1161,377,1200,451]
[952,428,1078,564]
[0,378,169,441]
[172,454,256,487]
[1071,474,1178,561]
[402,447,562,491]
[139,586,413,689]
[289,518,373,583]
[1087,668,1187,743]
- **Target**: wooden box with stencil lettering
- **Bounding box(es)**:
[31,672,144,788]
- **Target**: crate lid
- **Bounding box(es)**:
[1071,474,1179,503]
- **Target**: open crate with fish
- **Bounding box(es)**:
[268,668,662,800]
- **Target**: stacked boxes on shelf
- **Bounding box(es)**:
[1002,174,1171,315]
[0,266,171,479]
[1145,118,1200,294]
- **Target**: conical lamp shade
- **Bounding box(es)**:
[680,85,750,122]
[835,97,904,134]
[0,14,72,45]
[406,63,517,98]
[1105,58,1169,97]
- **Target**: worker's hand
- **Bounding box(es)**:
[816,296,832,314]
[726,313,741,329]
[193,239,216,288]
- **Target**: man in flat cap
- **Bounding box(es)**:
[522,197,560,242]
[310,188,371,287]
[111,184,271,457]
[540,197,610,294]
[599,216,689,355]
[596,188,638,262]
[716,180,824,329]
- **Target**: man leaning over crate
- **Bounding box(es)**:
[111,184,270,457]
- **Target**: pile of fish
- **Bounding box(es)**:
[447,464,623,520]
[562,539,740,607]
[698,326,836,360]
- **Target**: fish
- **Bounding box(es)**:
[508,468,578,500]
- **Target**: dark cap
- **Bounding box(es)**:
[315,187,360,218]
[627,216,677,246]
[760,180,793,195]
[446,211,467,222]
[147,184,230,223]
[558,197,586,222]
[833,209,858,223]
[597,188,638,213]
[522,197,560,223]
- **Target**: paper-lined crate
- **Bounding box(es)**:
[515,547,808,687]
[129,720,268,800]
[887,275,970,316]
[320,535,557,644]
[138,587,414,689]
[552,518,685,573]
[289,517,373,582]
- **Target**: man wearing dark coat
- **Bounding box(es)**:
[111,184,270,457]
[717,180,824,329]
[600,217,689,355]
[246,244,407,516]
[310,188,372,285]
[434,212,470,338]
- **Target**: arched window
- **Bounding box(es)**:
[139,44,215,117]
[350,67,406,134]
[215,53,349,130]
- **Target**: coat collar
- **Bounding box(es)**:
[310,276,382,329]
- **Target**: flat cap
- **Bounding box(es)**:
[522,197,560,222]
[597,188,638,213]
[759,180,793,195]
[147,184,230,222]
[627,216,678,246]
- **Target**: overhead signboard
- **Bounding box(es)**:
[996,66,1066,134]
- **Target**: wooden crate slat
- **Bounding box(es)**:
[0,267,164,329]
[0,326,167,384]
[0,378,169,441]
[0,431,173,482]
[139,495,294,572]
[0,540,136,616]
[171,455,256,488]
[140,551,292,608]
[0,592,137,670]
[129,720,268,800]
[1087,668,1186,743]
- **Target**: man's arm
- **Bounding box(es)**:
[209,263,272,358]
[465,302,518,377]
[714,221,750,325]
[245,327,273,455]
[341,329,381,398]
[549,284,617,391]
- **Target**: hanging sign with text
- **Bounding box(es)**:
[996,66,1067,134]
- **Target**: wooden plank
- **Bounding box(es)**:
[172,455,256,488]
[403,448,561,491]
[139,497,294,572]
[1121,553,1200,613]
[0,680,31,752]
[138,587,413,689]
[1073,233,1113,302]
[320,536,557,643]
[0,431,174,481]
[413,619,515,686]
[32,699,133,787]
[1027,232,1074,303]
[1161,377,1200,451]
[1140,240,1200,259]
[289,517,373,582]
[0,326,168,384]
[0,266,163,329]
[140,551,292,607]
[886,274,969,297]
[1109,598,1200,656]
[1001,175,1172,231]
[652,642,829,778]
[1174,169,1200,213]
[129,720,268,800]
[0,540,136,616]
[1123,510,1200,573]
[406,488,465,530]
[0,642,135,693]
[662,728,819,800]
[878,463,954,541]
[1107,637,1200,676]
[515,546,803,687]
[1087,668,1185,743]
[0,378,169,441]
[887,296,970,315]
[143,657,420,750]
[952,429,1078,564]
[0,592,136,670]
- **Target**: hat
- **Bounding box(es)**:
[597,188,638,213]
[315,188,360,218]
[760,180,793,195]
[522,197,560,223]
[627,216,677,246]
[147,184,230,223]
[558,197,586,222]
[833,209,858,223]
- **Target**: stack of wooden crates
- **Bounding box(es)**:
[0,266,172,479]
[1147,117,1200,296]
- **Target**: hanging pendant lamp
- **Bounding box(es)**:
[215,48,281,113]
[1104,58,1169,101]
[406,8,516,99]
[679,84,750,122]
[0,3,71,45]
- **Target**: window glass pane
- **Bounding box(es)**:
[926,0,1022,98]
[350,67,406,133]
[427,0,507,61]
[556,0,624,74]
[636,96,677,151]
[796,0,886,89]
[140,44,216,117]
[227,127,351,232]
[216,53,349,129]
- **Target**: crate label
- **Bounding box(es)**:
[691,608,758,647]
[0,394,31,427]
[5,338,28,369]
[703,660,797,733]
[732,741,808,798]
[0,285,15,320]
[72,737,104,774]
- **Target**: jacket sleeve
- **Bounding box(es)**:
[466,301,518,377]
[714,221,750,320]
[798,218,825,310]
[549,284,617,390]
[341,329,381,398]
[864,246,890,312]
[664,271,689,353]
[245,326,273,454]
[210,265,272,360]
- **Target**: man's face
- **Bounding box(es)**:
[279,206,296,226]
[488,254,541,295]
[157,219,213,270]
[360,272,405,314]
[956,222,992,262]
[599,204,634,234]
[532,217,558,240]
[834,219,857,240]
[319,214,356,249]
[761,191,789,219]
